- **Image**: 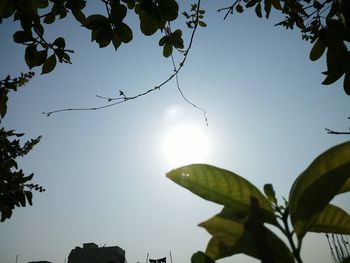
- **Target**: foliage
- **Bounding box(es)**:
[0,73,45,222]
[167,141,350,263]
[0,0,349,94]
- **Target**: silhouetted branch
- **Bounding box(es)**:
[325,117,350,135]
[43,0,203,117]
[217,0,240,20]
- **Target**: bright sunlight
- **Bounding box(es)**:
[163,124,209,167]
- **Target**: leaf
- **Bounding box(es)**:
[116,23,133,43]
[35,49,48,66]
[264,0,272,18]
[166,164,276,224]
[191,251,215,263]
[43,12,55,24]
[310,38,326,61]
[41,54,57,74]
[53,37,66,48]
[236,4,244,13]
[309,204,350,234]
[271,0,282,10]
[255,3,262,18]
[25,45,38,69]
[289,141,350,238]
[13,30,33,43]
[163,43,173,57]
[159,0,179,21]
[263,184,277,204]
[139,11,159,36]
[322,71,344,85]
[344,73,350,95]
[198,21,207,27]
[201,209,293,262]
[83,15,109,30]
[112,31,121,50]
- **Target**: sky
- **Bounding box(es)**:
[0,1,349,263]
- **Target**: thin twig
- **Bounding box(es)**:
[43,0,203,117]
[325,128,350,135]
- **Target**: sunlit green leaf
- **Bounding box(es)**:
[289,141,350,238]
[309,204,350,234]
[166,164,276,224]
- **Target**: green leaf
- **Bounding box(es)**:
[191,251,215,263]
[201,209,293,262]
[41,54,57,74]
[166,164,276,224]
[198,21,207,27]
[263,184,277,204]
[309,204,350,234]
[310,38,326,61]
[289,141,350,238]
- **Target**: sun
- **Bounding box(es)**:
[163,124,209,167]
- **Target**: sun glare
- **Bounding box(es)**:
[163,124,209,167]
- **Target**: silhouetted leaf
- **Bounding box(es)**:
[263,184,277,204]
[344,73,350,95]
[255,3,262,18]
[163,43,172,57]
[35,49,48,66]
[264,0,272,18]
[25,45,38,69]
[309,204,350,234]
[112,31,121,50]
[310,38,326,61]
[322,71,344,85]
[43,12,55,24]
[13,31,33,43]
[289,141,350,238]
[159,0,179,21]
[201,210,293,262]
[191,251,215,263]
[166,164,276,224]
[41,54,57,74]
[53,37,66,48]
[83,14,109,30]
[236,4,243,13]
[116,23,133,43]
[271,0,282,10]
[140,11,159,36]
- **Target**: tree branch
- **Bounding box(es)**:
[43,0,203,118]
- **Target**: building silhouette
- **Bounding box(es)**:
[68,243,125,263]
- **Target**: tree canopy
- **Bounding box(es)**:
[0,0,349,222]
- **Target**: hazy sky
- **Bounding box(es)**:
[0,1,349,263]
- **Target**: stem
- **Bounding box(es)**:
[281,207,303,263]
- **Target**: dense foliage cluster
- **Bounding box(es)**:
[0,73,45,222]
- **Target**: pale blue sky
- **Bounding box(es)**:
[0,1,349,263]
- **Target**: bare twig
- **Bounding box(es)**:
[217,0,240,20]
[43,0,203,117]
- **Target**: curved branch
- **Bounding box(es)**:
[43,0,203,117]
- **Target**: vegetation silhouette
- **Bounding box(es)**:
[0,0,349,262]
